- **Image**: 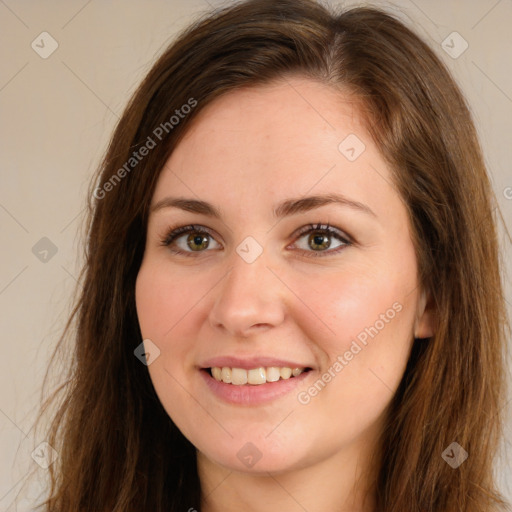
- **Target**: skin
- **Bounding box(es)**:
[135,76,435,512]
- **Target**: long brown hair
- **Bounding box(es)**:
[30,0,510,510]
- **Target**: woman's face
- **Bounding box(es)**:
[135,77,434,475]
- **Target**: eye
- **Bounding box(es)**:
[160,224,221,256]
[160,222,352,257]
[289,223,351,257]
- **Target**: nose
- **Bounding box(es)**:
[208,249,286,338]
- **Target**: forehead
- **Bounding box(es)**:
[153,77,398,220]
[173,77,365,165]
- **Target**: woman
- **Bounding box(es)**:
[34,0,510,510]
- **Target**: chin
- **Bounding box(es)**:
[196,432,314,475]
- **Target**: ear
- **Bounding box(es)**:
[414,288,436,339]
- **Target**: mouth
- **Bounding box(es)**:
[199,365,314,406]
[203,366,313,385]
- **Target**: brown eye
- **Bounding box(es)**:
[186,232,210,251]
[161,225,221,256]
[307,231,332,251]
[291,223,351,257]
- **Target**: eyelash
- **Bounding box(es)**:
[159,223,353,258]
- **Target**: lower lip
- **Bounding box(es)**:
[199,369,312,406]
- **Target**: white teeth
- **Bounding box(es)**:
[221,367,232,383]
[266,367,280,382]
[248,368,266,385]
[280,367,292,379]
[209,366,308,385]
[231,367,248,385]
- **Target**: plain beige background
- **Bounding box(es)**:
[1,0,511,510]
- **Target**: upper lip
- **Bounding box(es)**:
[200,356,313,370]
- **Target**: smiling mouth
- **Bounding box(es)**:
[205,366,312,385]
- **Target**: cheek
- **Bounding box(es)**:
[291,260,417,402]
[298,259,409,325]
[135,260,207,437]
[135,259,199,339]
[135,260,200,391]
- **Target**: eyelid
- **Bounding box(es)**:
[160,224,218,246]
[290,223,352,244]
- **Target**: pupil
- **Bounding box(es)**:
[189,233,208,250]
[311,232,330,250]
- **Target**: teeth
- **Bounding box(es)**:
[280,367,292,379]
[210,366,307,385]
[266,367,280,382]
[231,368,248,385]
[211,367,222,381]
[248,367,266,385]
[221,367,232,383]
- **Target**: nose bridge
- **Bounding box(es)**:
[208,244,285,336]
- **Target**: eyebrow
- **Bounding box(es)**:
[150,193,376,219]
